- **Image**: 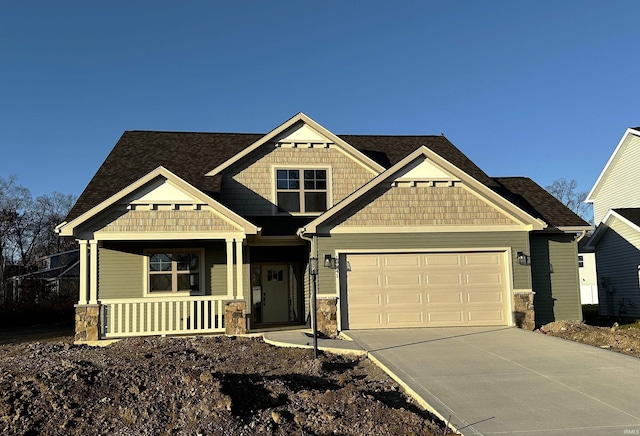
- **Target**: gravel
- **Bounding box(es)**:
[0,336,451,435]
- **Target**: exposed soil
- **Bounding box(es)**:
[0,336,450,435]
[541,320,640,358]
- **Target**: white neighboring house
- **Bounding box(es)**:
[577,234,598,304]
[585,127,640,317]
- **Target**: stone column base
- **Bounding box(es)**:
[225,300,247,335]
[513,293,535,330]
[317,297,338,338]
[75,304,101,342]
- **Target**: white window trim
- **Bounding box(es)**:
[143,248,205,297]
[271,165,332,216]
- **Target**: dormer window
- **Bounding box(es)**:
[276,168,328,214]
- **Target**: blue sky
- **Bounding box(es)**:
[1,1,639,200]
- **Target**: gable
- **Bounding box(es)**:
[304,148,546,235]
[219,145,377,216]
[58,167,257,238]
[587,209,640,249]
[206,113,384,177]
[329,184,520,230]
[587,129,640,224]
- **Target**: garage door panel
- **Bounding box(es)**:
[424,254,460,266]
[349,255,381,268]
[465,272,502,285]
[427,311,464,324]
[385,273,422,287]
[348,273,381,287]
[467,310,505,323]
[386,291,423,305]
[348,292,382,307]
[346,251,508,329]
[426,273,462,285]
[349,312,383,328]
[386,311,424,326]
[427,291,463,304]
[384,255,421,267]
[464,253,501,266]
[467,290,503,303]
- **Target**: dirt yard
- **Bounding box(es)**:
[0,335,450,435]
[541,320,640,358]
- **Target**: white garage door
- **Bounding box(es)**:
[346,252,508,329]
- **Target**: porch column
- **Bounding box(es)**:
[78,240,88,304]
[226,239,234,298]
[235,238,244,299]
[89,240,98,304]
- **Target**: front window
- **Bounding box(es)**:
[276,168,328,213]
[148,251,201,293]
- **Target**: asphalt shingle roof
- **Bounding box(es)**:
[66,130,585,230]
[493,177,590,228]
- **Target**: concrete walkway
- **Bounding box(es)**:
[345,327,640,435]
[262,329,365,356]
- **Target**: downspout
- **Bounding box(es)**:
[297,227,319,359]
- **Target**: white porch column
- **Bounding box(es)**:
[78,240,88,304]
[89,240,98,304]
[235,238,244,299]
[226,239,234,298]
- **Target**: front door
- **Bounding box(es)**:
[261,265,289,323]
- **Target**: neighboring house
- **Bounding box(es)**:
[56,113,590,342]
[577,234,598,304]
[586,127,640,318]
[8,249,80,302]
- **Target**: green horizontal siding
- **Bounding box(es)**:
[98,246,144,299]
[531,233,581,325]
[317,232,531,295]
[206,242,228,297]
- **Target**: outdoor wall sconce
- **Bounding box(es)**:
[324,254,337,269]
[517,251,530,266]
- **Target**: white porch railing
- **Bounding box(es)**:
[100,296,227,338]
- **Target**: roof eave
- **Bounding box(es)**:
[586,128,640,202]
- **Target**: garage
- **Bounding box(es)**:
[345,251,509,329]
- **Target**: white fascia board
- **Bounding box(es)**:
[58,166,258,236]
[585,209,640,248]
[302,146,546,235]
[586,128,640,202]
[205,112,385,177]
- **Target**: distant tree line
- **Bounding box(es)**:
[0,175,77,307]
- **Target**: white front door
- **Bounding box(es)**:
[261,265,289,323]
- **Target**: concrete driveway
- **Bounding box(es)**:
[345,327,640,436]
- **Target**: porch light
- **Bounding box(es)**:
[324,254,337,269]
[517,251,530,266]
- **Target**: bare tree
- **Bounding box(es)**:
[545,178,593,224]
[0,175,77,300]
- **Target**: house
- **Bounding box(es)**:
[586,127,640,317]
[577,234,598,304]
[56,113,590,342]
[7,249,80,303]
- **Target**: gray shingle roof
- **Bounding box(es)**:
[65,130,585,230]
[493,177,590,228]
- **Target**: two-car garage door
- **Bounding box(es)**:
[345,251,508,329]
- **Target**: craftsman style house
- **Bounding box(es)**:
[57,114,590,341]
[586,127,640,317]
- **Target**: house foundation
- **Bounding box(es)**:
[75,304,101,342]
[317,297,338,338]
[513,292,535,330]
[225,300,247,335]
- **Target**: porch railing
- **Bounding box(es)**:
[100,296,227,338]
